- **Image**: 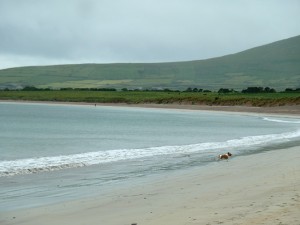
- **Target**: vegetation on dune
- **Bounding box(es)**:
[0,87,299,107]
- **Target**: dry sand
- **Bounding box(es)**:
[113,103,300,115]
[1,145,300,225]
[1,100,300,115]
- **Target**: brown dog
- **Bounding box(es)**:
[219,152,232,160]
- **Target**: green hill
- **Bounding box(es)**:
[0,35,299,90]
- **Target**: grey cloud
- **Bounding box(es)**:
[0,0,299,69]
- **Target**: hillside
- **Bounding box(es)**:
[0,35,299,90]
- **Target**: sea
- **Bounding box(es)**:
[0,102,300,211]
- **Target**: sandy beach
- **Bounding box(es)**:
[1,144,299,225]
[1,102,299,225]
[1,100,300,115]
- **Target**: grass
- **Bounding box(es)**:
[38,79,133,89]
[0,35,299,90]
[0,91,299,107]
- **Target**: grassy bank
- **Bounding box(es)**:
[0,91,299,107]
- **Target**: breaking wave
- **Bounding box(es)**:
[1,129,300,177]
[263,117,300,124]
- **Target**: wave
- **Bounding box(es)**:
[1,129,300,177]
[263,117,300,124]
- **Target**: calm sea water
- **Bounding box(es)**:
[0,102,300,210]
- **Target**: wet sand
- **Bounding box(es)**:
[1,100,300,115]
[1,145,300,225]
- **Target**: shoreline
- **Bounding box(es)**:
[1,100,299,224]
[1,100,300,116]
[2,145,300,225]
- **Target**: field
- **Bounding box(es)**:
[0,91,299,107]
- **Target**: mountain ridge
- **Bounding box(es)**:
[1,35,299,90]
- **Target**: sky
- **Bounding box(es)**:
[0,0,300,69]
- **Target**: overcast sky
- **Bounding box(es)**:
[0,0,299,69]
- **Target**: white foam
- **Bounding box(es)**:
[1,129,300,177]
[263,117,300,124]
